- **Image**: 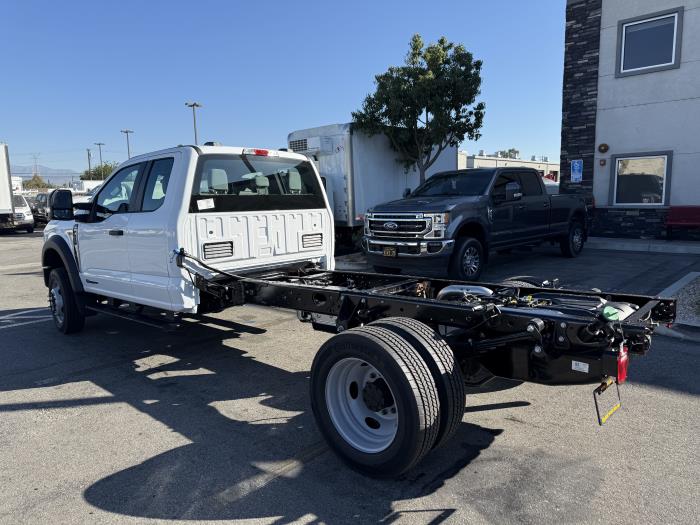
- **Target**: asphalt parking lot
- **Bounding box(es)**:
[1,231,698,524]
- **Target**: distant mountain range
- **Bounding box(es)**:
[10,164,82,184]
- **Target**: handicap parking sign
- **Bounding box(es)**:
[571,159,583,183]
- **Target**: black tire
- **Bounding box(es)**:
[26,225,34,234]
[560,220,585,258]
[449,237,484,281]
[310,326,439,477]
[48,267,85,334]
[369,318,465,449]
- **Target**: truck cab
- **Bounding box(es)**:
[42,145,334,317]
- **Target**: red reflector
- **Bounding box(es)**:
[251,148,269,156]
[617,345,629,383]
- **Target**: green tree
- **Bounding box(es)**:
[82,161,119,180]
[496,148,520,159]
[352,34,485,184]
[23,174,55,189]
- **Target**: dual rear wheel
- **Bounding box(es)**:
[310,318,465,477]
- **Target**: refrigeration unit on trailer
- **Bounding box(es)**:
[288,123,457,245]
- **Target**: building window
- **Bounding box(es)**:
[616,8,683,77]
[612,153,672,206]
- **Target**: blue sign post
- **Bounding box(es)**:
[571,159,583,183]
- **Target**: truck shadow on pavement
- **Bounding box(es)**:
[80,316,503,523]
[0,310,503,523]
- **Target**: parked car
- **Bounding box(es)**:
[363,168,589,280]
[12,194,34,232]
[32,191,53,224]
[73,184,101,204]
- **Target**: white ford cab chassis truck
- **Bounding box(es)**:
[42,144,676,477]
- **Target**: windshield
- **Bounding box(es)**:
[190,154,326,212]
[12,195,27,208]
[411,170,493,197]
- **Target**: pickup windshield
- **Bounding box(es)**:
[190,154,326,212]
[411,169,493,197]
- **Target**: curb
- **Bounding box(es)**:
[587,237,700,255]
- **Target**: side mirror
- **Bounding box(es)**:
[402,188,411,198]
[49,189,74,220]
[505,182,522,202]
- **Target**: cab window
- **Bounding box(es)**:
[95,164,143,213]
[141,158,174,212]
[492,172,520,202]
[518,171,543,196]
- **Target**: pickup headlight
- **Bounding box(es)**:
[426,213,450,238]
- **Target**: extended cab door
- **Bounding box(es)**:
[77,162,146,299]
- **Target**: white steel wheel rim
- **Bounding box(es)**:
[325,357,398,453]
[49,283,65,325]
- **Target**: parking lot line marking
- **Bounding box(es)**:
[0,262,41,272]
[657,272,700,298]
[0,317,52,330]
[214,441,328,504]
[0,308,48,320]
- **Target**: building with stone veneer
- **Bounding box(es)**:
[561,0,700,238]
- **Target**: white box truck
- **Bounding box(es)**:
[0,144,15,230]
[288,123,457,246]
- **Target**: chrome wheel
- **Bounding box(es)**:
[572,227,583,252]
[49,283,65,326]
[462,246,481,277]
[325,357,398,453]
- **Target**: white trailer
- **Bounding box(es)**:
[288,123,457,244]
[0,144,15,229]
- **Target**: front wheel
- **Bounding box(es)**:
[26,225,34,233]
[48,268,85,334]
[560,220,585,258]
[310,326,439,477]
[449,237,484,281]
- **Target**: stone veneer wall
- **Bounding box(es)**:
[559,0,602,196]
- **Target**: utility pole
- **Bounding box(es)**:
[86,148,92,179]
[120,129,133,159]
[31,154,40,177]
[185,101,202,144]
[94,142,105,179]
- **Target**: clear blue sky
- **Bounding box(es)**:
[0,0,565,173]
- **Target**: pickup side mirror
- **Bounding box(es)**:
[504,181,522,202]
[49,189,74,220]
[402,188,411,199]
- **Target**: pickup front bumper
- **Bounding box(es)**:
[363,237,454,257]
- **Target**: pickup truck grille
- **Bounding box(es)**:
[302,233,323,249]
[203,241,233,259]
[368,216,429,237]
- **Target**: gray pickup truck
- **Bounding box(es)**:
[363,167,588,280]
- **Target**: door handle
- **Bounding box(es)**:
[516,204,526,210]
[108,229,124,236]
[543,203,551,208]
